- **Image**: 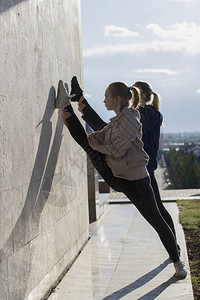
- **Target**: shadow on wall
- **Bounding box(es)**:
[0,0,28,13]
[0,87,64,299]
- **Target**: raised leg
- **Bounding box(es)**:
[81,99,108,131]
[62,105,121,192]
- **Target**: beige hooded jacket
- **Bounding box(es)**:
[88,107,149,180]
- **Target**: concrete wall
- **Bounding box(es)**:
[0,1,89,299]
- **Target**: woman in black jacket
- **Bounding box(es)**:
[132,81,180,252]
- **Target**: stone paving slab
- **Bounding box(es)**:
[48,202,194,300]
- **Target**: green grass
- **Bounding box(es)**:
[192,276,200,289]
[177,199,200,299]
[177,199,200,230]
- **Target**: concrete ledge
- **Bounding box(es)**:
[25,231,89,300]
[109,197,200,204]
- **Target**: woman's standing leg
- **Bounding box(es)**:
[123,177,187,277]
[149,171,177,236]
[149,171,180,252]
[119,176,180,262]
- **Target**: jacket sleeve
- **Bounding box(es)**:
[88,130,105,144]
[98,114,140,158]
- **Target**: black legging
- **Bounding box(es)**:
[149,171,177,238]
[64,104,179,262]
[82,99,178,241]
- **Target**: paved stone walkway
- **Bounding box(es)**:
[48,164,196,300]
[48,202,193,299]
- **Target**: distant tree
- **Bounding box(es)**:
[183,153,200,188]
[164,150,200,189]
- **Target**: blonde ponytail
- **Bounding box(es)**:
[130,86,140,108]
[152,92,161,111]
[133,81,161,111]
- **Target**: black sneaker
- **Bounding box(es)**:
[70,76,83,102]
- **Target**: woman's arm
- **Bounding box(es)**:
[87,134,101,151]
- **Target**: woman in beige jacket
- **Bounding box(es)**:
[55,78,187,279]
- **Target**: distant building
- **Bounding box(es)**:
[187,144,200,162]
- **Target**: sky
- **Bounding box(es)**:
[81,0,200,133]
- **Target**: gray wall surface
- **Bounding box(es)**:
[0,1,89,299]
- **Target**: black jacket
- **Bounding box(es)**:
[138,105,163,172]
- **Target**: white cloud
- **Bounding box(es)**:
[196,89,200,94]
[134,68,179,75]
[83,39,200,57]
[147,22,200,41]
[147,22,200,55]
[168,0,195,2]
[104,25,139,38]
[84,22,200,57]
